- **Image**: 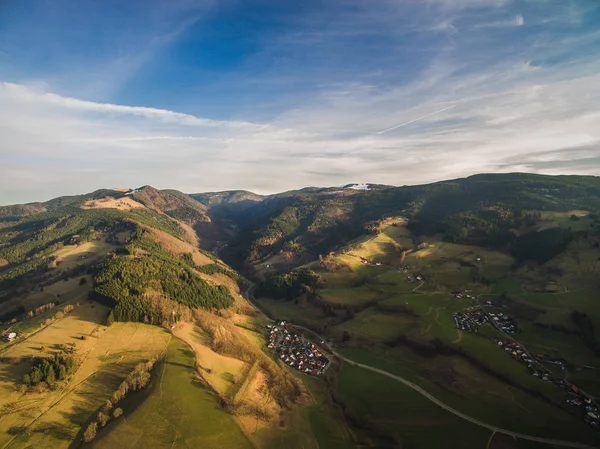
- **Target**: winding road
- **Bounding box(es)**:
[240,278,598,449]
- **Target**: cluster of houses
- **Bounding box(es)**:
[488,311,517,334]
[452,290,476,300]
[453,308,489,332]
[359,257,383,267]
[266,322,330,376]
[494,339,543,375]
[405,274,424,283]
[494,338,599,430]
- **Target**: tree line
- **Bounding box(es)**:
[83,357,158,443]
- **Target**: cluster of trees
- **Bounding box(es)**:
[0,209,123,266]
[106,293,193,327]
[23,352,76,386]
[256,268,321,300]
[0,257,51,286]
[26,302,56,318]
[93,232,234,322]
[83,358,157,442]
[125,209,185,240]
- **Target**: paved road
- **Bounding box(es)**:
[335,353,596,449]
[239,277,598,448]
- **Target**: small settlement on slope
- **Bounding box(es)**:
[266,321,330,376]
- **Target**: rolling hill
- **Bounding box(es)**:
[1,173,600,449]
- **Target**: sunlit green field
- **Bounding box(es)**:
[90,338,252,449]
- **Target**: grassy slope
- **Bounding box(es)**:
[90,338,252,449]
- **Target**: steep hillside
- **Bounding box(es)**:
[219,173,600,274]
[131,186,209,226]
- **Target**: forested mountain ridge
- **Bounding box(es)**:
[4,173,600,274]
[0,189,304,449]
[215,173,600,271]
[0,189,240,319]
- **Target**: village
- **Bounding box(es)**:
[266,321,330,376]
[453,307,488,333]
[452,305,599,430]
[453,306,517,334]
[494,338,599,429]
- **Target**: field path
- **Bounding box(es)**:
[240,277,598,449]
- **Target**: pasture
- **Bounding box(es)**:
[535,210,591,232]
[332,308,418,343]
[337,348,600,446]
[173,322,247,397]
[0,315,170,449]
[89,338,252,449]
[254,297,328,330]
[319,286,381,307]
[0,275,92,322]
[50,239,116,273]
[336,362,492,449]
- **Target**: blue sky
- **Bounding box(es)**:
[1,0,600,204]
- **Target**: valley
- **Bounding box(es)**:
[1,174,600,448]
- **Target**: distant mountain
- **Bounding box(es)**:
[0,188,237,311]
[189,190,264,208]
[3,173,600,271]
[217,173,600,271]
[0,189,121,220]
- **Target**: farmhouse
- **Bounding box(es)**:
[4,332,17,341]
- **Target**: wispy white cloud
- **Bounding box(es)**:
[474,13,525,28]
[2,61,600,203]
[0,82,266,130]
[1,0,599,204]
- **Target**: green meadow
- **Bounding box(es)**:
[90,338,252,449]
